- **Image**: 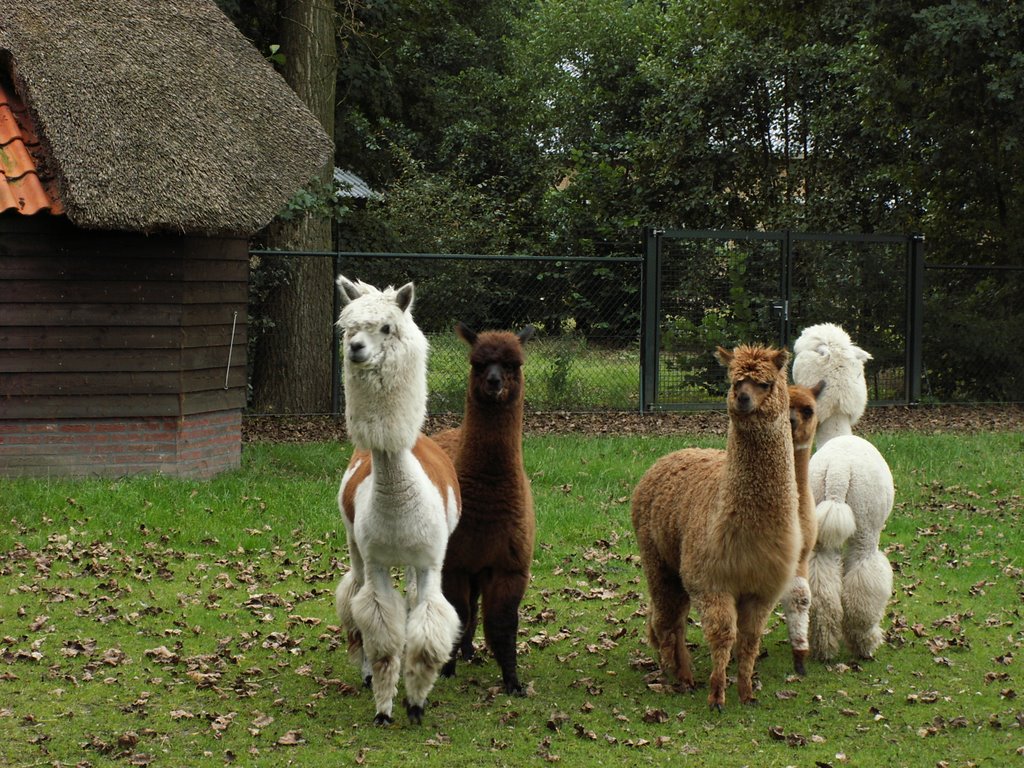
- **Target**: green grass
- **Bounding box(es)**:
[2,430,1023,766]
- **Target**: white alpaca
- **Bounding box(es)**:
[333,276,462,726]
[792,323,894,661]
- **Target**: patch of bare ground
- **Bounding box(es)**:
[243,403,1024,443]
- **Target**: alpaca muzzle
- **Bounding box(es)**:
[348,340,370,364]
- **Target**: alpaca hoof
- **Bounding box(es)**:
[504,679,525,697]
[742,697,760,707]
[406,703,425,725]
[373,712,394,726]
[363,675,373,688]
[708,702,724,714]
[793,650,808,676]
[440,659,456,679]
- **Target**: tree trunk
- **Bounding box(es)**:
[250,0,338,414]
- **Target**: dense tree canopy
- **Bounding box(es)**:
[221,0,1024,404]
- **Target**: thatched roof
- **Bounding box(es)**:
[0,0,333,236]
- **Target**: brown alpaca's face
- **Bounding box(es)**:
[717,345,790,418]
[787,382,823,450]
[469,333,525,405]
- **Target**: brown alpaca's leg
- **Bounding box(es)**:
[440,569,473,678]
[734,595,774,705]
[480,569,529,695]
[695,593,737,711]
[644,563,695,688]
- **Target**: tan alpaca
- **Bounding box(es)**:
[782,381,825,675]
[631,345,799,710]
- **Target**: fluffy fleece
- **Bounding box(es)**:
[792,323,894,661]
[432,323,536,694]
[631,345,799,710]
[333,276,462,726]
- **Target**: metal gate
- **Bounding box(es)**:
[640,228,925,411]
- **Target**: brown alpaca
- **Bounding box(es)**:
[631,345,799,710]
[782,381,825,675]
[433,323,535,694]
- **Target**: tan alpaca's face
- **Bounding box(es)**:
[717,344,790,418]
[788,382,824,450]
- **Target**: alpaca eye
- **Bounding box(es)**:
[381,324,391,335]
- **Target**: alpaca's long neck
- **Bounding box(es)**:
[816,414,854,447]
[458,396,524,470]
[793,446,812,490]
[723,416,796,504]
[344,364,425,454]
[367,447,422,507]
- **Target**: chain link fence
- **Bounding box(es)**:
[248,244,1024,415]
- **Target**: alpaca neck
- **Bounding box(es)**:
[725,416,795,491]
[367,447,420,506]
[815,414,854,447]
[459,396,524,469]
[344,366,425,454]
[793,446,811,489]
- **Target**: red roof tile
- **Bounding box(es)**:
[0,79,62,216]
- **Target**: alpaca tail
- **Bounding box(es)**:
[814,499,856,553]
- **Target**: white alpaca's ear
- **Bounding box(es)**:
[815,343,830,359]
[852,344,873,363]
[337,275,364,305]
[395,282,415,313]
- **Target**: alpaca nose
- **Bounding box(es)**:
[736,391,752,411]
[485,366,504,394]
[349,340,369,363]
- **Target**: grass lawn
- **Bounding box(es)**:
[1,429,1023,767]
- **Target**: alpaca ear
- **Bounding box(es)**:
[772,348,790,371]
[455,322,477,346]
[518,325,536,344]
[395,282,415,313]
[815,343,830,359]
[852,344,873,363]
[715,346,733,367]
[811,379,826,399]
[337,275,364,305]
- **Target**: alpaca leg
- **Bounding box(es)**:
[782,575,811,675]
[440,569,474,679]
[335,543,372,684]
[808,549,844,661]
[641,560,695,688]
[841,548,893,659]
[695,593,737,711]
[352,567,406,725]
[480,569,529,695]
[734,596,773,705]
[404,567,461,724]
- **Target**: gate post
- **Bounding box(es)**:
[907,235,925,403]
[639,227,662,411]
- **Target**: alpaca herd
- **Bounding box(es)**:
[332,276,894,724]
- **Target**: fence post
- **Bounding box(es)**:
[907,235,925,403]
[640,227,662,411]
[331,251,342,417]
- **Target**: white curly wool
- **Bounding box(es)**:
[792,323,894,661]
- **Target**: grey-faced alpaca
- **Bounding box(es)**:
[333,276,462,726]
[631,345,800,710]
[792,323,894,661]
[432,323,536,695]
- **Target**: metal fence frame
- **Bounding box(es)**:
[251,231,1024,414]
[639,228,926,410]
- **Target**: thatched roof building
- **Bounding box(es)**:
[0,0,332,235]
[0,0,333,477]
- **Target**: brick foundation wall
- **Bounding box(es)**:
[0,410,242,478]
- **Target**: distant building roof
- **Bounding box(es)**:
[0,0,333,236]
[335,168,381,200]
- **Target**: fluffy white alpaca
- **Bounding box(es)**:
[792,323,894,661]
[333,276,462,726]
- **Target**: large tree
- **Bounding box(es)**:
[248,0,338,413]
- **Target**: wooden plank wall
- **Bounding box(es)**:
[0,214,248,419]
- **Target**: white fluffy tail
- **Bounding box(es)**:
[814,499,856,552]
